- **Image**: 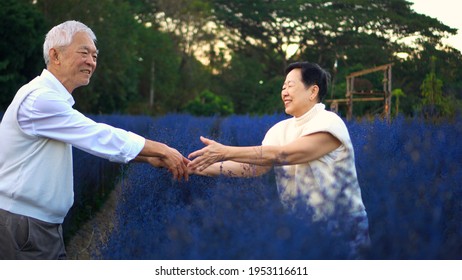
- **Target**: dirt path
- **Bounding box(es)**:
[65,184,121,259]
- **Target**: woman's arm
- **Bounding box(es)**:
[192,161,272,177]
[188,132,340,172]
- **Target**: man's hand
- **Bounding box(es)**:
[161,146,190,181]
[136,140,190,181]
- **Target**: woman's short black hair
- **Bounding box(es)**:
[285,61,331,102]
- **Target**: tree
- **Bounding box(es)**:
[392,88,405,117]
[134,26,181,115]
[6,0,460,116]
[212,50,284,115]
[212,0,456,69]
[0,0,46,110]
[418,56,454,118]
[208,0,462,116]
[212,0,305,73]
[129,0,217,112]
[35,0,143,113]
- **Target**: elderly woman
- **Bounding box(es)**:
[188,61,370,258]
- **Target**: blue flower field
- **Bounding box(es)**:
[68,113,462,260]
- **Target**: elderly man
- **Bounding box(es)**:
[0,20,188,259]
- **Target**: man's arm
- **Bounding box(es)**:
[188,133,340,172]
[17,73,189,181]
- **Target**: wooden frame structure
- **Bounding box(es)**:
[326,63,393,120]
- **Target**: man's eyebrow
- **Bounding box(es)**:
[80,46,99,54]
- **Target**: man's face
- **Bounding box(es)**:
[56,32,98,93]
[281,68,317,117]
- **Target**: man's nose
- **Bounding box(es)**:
[87,57,97,68]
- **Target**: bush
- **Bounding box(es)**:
[184,90,234,117]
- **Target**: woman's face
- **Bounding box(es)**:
[281,68,318,117]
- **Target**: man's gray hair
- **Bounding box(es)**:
[43,20,97,65]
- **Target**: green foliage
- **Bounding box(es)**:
[2,0,462,118]
[211,0,462,117]
[392,88,405,117]
[184,89,234,116]
[43,0,143,113]
[0,61,14,83]
[146,0,218,113]
[418,56,455,119]
[212,50,285,115]
[0,0,45,108]
[392,41,462,117]
[132,27,181,115]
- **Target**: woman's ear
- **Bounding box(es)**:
[309,85,319,101]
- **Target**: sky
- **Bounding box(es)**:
[409,0,461,52]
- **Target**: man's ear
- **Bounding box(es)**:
[49,48,60,64]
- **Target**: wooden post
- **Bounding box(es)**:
[338,63,393,120]
[384,65,392,120]
[347,76,354,120]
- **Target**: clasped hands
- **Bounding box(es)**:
[148,136,224,181]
